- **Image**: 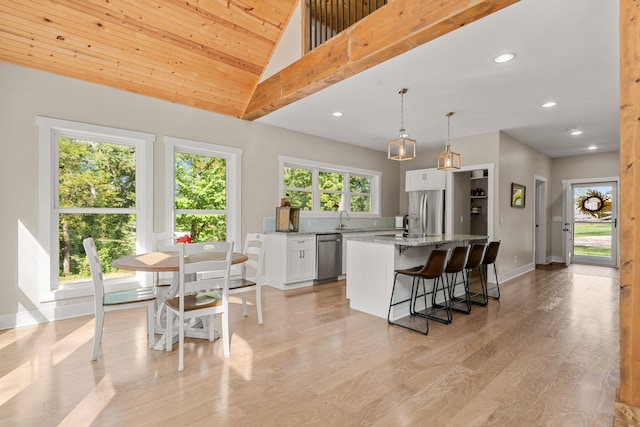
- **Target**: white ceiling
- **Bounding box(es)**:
[257,0,619,159]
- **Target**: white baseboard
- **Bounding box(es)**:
[0,301,93,330]
[498,263,535,284]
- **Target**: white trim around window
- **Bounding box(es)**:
[164,136,242,251]
[37,116,154,302]
[278,155,381,217]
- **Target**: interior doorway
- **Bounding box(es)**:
[562,178,619,267]
[445,163,494,240]
[534,176,548,265]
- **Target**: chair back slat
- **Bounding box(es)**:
[179,242,234,308]
[83,237,104,305]
[241,233,266,281]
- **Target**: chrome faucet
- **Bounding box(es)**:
[339,210,351,230]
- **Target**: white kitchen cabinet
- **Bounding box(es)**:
[405,168,446,191]
[265,234,316,289]
[342,231,397,276]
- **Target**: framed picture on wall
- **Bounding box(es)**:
[511,183,526,208]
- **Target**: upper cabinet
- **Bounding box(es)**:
[405,168,446,191]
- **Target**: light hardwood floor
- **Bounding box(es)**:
[1,265,619,426]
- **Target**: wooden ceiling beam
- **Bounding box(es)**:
[242,0,520,121]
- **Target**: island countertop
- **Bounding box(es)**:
[345,233,488,247]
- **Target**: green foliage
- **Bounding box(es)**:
[283,167,372,213]
[58,138,137,282]
[174,153,227,242]
[283,167,312,189]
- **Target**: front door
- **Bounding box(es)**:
[565,181,618,267]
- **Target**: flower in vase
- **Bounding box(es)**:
[176,235,192,244]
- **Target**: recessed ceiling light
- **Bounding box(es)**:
[542,101,558,108]
[587,145,598,150]
[332,111,343,117]
[570,129,583,136]
[494,52,515,63]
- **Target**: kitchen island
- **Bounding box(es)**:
[345,234,488,320]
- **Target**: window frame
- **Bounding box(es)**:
[278,156,381,217]
[37,117,154,302]
[164,136,242,254]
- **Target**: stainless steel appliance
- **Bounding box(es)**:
[408,190,445,235]
[315,233,342,284]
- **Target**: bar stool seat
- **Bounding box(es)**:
[445,246,471,314]
[388,248,450,335]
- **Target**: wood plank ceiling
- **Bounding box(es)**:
[0,0,298,118]
[0,0,518,121]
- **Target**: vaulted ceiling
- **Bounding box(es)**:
[0,0,517,121]
[0,0,299,117]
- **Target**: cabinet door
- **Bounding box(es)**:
[405,169,446,191]
[286,237,316,282]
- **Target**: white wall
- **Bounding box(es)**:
[498,132,552,275]
[0,62,400,325]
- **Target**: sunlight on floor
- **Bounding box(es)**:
[0,357,36,407]
[58,376,115,427]
[52,321,93,366]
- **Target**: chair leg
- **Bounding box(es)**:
[468,267,488,306]
[91,310,104,361]
[448,271,471,314]
[256,284,264,325]
[166,309,173,352]
[146,304,155,349]
[388,273,428,335]
[241,294,248,317]
[487,263,501,300]
[178,314,185,371]
[221,311,230,358]
[208,314,216,341]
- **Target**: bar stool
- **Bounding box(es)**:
[481,241,501,300]
[466,243,488,306]
[445,246,471,314]
[388,248,450,335]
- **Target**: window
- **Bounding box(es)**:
[165,137,242,248]
[280,156,380,216]
[37,117,154,301]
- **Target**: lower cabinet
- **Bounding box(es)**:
[265,234,316,289]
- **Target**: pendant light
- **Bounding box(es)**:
[387,88,416,161]
[437,112,461,171]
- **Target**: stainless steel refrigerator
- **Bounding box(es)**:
[407,190,445,235]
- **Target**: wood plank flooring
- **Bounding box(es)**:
[0,265,619,426]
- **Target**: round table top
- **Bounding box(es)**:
[111,250,248,272]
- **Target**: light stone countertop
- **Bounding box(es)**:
[345,233,488,247]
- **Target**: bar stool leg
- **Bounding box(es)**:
[388,273,429,335]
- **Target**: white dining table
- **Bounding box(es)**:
[112,250,248,350]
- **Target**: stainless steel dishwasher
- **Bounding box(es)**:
[315,233,342,284]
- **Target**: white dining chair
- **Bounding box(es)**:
[83,237,156,361]
[229,233,266,324]
[164,241,234,371]
[152,231,181,287]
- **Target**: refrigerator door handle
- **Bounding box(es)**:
[422,193,428,234]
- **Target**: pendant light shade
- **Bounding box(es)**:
[437,112,461,171]
[388,88,416,161]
